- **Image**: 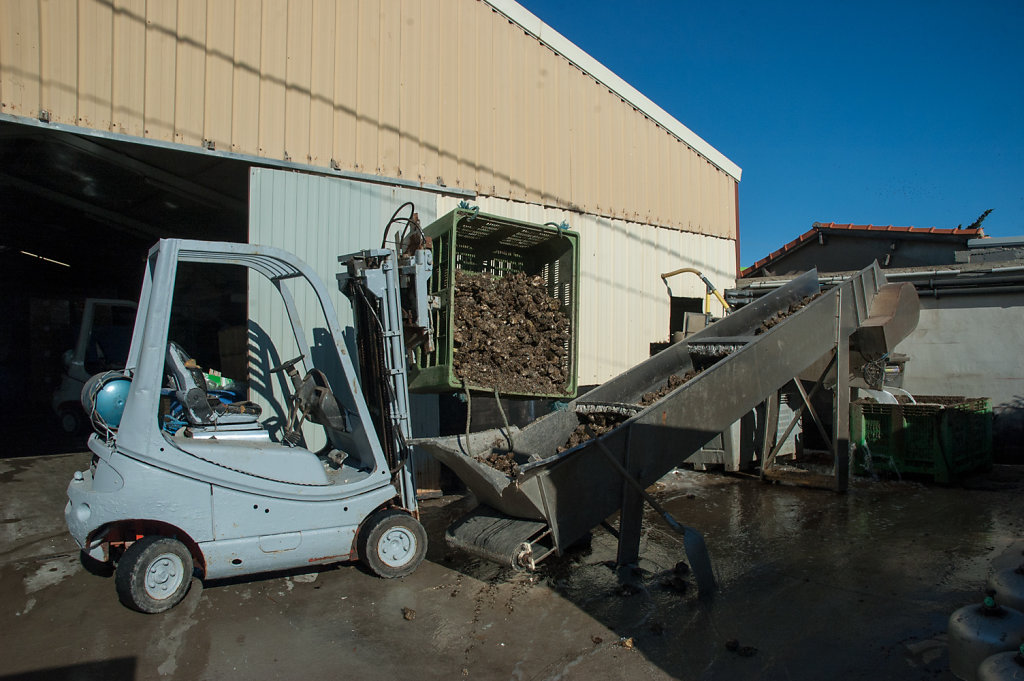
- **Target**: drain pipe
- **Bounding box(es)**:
[917,284,1024,297]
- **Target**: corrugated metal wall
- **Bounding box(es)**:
[1,0,738,240]
[244,168,733,449]
[247,168,441,488]
[436,196,736,385]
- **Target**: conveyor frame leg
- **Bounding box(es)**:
[833,282,853,492]
[615,432,644,570]
[760,285,855,492]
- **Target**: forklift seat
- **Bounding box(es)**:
[166,342,262,427]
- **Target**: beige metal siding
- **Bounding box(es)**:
[78,0,113,131]
[39,0,77,124]
[437,195,736,385]
[1,0,738,239]
[111,0,145,137]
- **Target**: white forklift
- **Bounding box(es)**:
[66,218,436,612]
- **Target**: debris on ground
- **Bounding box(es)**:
[617,582,643,597]
[558,411,629,453]
[591,635,603,645]
[402,607,416,621]
[453,270,570,395]
[754,293,824,335]
[658,560,691,593]
[660,574,688,593]
[725,639,758,656]
[618,637,635,649]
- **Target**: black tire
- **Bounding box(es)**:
[358,509,427,578]
[115,536,194,613]
[58,406,83,434]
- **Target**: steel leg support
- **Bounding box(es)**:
[833,287,852,493]
[615,435,644,571]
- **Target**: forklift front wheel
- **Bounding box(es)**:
[115,536,194,613]
[358,510,427,579]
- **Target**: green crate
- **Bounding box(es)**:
[851,397,993,483]
[408,208,580,398]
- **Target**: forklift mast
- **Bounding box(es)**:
[338,247,433,512]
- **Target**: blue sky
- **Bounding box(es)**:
[517,0,1024,266]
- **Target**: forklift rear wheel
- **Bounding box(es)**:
[115,536,194,613]
[358,509,427,579]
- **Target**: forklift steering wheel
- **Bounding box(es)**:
[269,355,305,374]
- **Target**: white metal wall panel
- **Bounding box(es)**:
[248,169,440,482]
[436,196,737,386]
[898,296,1024,411]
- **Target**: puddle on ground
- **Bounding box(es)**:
[24,555,82,595]
[429,466,1022,679]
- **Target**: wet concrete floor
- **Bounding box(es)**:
[2,452,1022,680]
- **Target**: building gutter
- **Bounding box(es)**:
[732,265,1024,300]
[0,113,476,199]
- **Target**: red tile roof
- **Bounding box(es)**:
[740,222,985,278]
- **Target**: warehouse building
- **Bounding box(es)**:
[0,0,741,450]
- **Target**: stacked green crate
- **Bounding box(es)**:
[851,402,899,476]
[851,397,993,482]
[408,208,580,399]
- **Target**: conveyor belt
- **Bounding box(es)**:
[415,263,919,566]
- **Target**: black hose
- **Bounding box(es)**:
[380,201,417,249]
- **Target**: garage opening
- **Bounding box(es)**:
[0,121,249,455]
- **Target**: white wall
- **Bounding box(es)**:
[896,291,1024,454]
[898,293,1024,408]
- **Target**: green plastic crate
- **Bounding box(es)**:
[408,208,580,398]
[851,397,993,483]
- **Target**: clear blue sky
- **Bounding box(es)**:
[518,0,1024,267]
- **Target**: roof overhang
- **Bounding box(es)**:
[741,222,985,278]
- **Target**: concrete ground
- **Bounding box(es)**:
[2,452,1022,681]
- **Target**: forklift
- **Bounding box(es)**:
[66,211,436,613]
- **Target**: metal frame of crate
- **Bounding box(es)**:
[851,397,993,482]
[409,209,580,399]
